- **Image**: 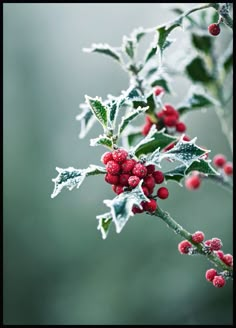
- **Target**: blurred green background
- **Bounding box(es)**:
[3,3,233,325]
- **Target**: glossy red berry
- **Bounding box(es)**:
[106,160,120,175]
[192,231,205,243]
[119,174,130,186]
[214,250,224,260]
[185,175,201,190]
[205,268,217,282]
[142,199,157,212]
[143,175,156,190]
[164,142,175,152]
[213,154,227,167]
[223,162,233,175]
[105,173,119,185]
[208,23,221,36]
[210,238,222,251]
[132,163,148,178]
[132,205,144,214]
[212,275,225,288]
[121,159,136,173]
[176,122,186,133]
[222,254,233,266]
[146,164,155,174]
[142,186,150,196]
[152,170,164,184]
[183,135,191,141]
[154,86,165,96]
[157,187,169,199]
[112,148,128,163]
[164,115,177,127]
[142,123,152,136]
[128,175,140,188]
[163,104,179,118]
[114,185,124,195]
[178,240,192,254]
[101,152,113,165]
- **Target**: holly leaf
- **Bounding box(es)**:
[191,33,213,54]
[121,125,142,149]
[96,212,113,240]
[85,96,108,129]
[76,104,96,139]
[164,165,185,184]
[185,56,213,83]
[103,181,149,234]
[151,77,172,94]
[90,135,113,148]
[122,36,135,59]
[133,91,156,117]
[118,106,149,136]
[83,43,121,63]
[51,165,106,199]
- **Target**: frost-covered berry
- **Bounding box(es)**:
[153,170,164,184]
[142,199,157,212]
[185,175,201,190]
[121,159,136,173]
[157,187,169,199]
[164,115,177,127]
[114,185,124,195]
[154,86,165,96]
[106,160,120,175]
[211,238,222,251]
[176,122,186,133]
[132,163,148,178]
[146,164,155,175]
[222,254,233,266]
[192,231,205,243]
[112,148,128,163]
[208,23,221,36]
[143,175,156,190]
[101,151,113,165]
[178,240,192,254]
[119,174,130,186]
[205,268,217,282]
[213,154,227,167]
[163,104,178,118]
[212,275,225,288]
[214,250,224,260]
[223,162,233,175]
[128,175,140,188]
[105,173,119,185]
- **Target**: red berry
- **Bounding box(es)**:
[121,159,136,173]
[128,175,140,188]
[185,175,201,190]
[208,23,221,36]
[157,110,165,119]
[157,187,169,199]
[119,174,130,186]
[114,185,124,195]
[142,122,152,136]
[154,86,165,96]
[163,104,179,118]
[146,164,155,174]
[163,115,177,127]
[192,231,205,243]
[112,148,128,163]
[106,160,120,175]
[176,122,186,133]
[223,162,233,175]
[152,170,164,184]
[214,250,224,260]
[204,240,212,247]
[132,205,144,214]
[212,275,225,288]
[148,187,154,195]
[105,173,119,185]
[205,268,217,282]
[142,186,150,196]
[222,254,233,266]
[213,154,227,167]
[142,198,157,212]
[183,135,191,141]
[164,142,176,152]
[143,175,156,190]
[210,238,222,251]
[101,151,113,165]
[178,240,192,254]
[132,163,148,178]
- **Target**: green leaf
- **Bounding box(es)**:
[185,159,219,176]
[83,43,121,63]
[122,36,135,59]
[164,165,185,184]
[118,106,149,136]
[191,33,213,54]
[185,56,213,83]
[176,87,219,115]
[151,77,172,94]
[76,104,96,139]
[90,135,113,148]
[85,96,108,129]
[144,39,157,63]
[133,125,177,157]
[121,125,142,149]
[103,181,149,234]
[133,92,156,116]
[96,213,113,239]
[51,165,106,199]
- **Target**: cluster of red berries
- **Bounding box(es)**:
[101,148,169,214]
[142,87,186,137]
[208,23,221,36]
[178,231,233,288]
[213,153,233,175]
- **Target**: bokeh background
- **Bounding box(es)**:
[3,3,233,325]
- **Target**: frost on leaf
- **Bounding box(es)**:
[90,135,113,148]
[103,181,149,234]
[51,165,106,198]
[85,96,108,129]
[83,43,121,63]
[96,212,113,240]
[118,106,149,136]
[76,104,96,139]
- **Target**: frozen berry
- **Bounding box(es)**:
[142,199,157,212]
[214,250,224,260]
[205,268,217,282]
[208,23,221,36]
[105,173,119,185]
[121,159,136,173]
[101,152,113,165]
[143,175,156,190]
[164,115,177,127]
[157,187,169,199]
[185,175,201,190]
[106,160,120,175]
[210,238,222,251]
[212,275,225,288]
[154,86,165,96]
[112,148,128,163]
[128,176,140,188]
[119,174,130,186]
[223,162,233,175]
[222,254,233,266]
[192,231,205,243]
[146,164,155,174]
[153,170,164,184]
[132,163,148,178]
[176,122,186,133]
[213,154,227,167]
[114,185,124,195]
[178,240,192,254]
